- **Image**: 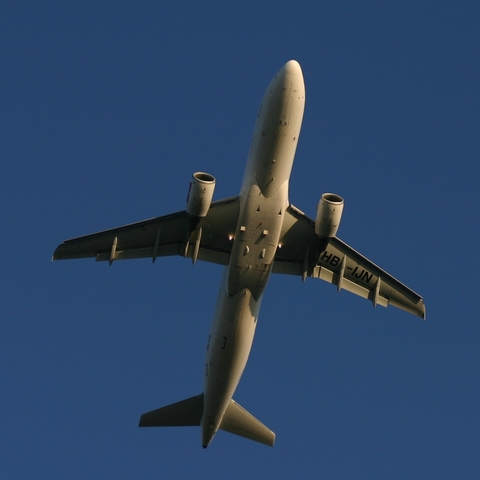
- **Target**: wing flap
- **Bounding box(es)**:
[95,244,181,262]
[312,265,389,307]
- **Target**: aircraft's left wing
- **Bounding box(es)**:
[273,204,426,319]
[53,197,239,266]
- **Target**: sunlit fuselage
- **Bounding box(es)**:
[201,60,305,447]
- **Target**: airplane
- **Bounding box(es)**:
[53,60,426,448]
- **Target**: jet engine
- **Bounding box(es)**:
[315,193,344,238]
[186,172,216,218]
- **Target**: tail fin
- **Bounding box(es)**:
[220,399,275,446]
[139,394,203,427]
[139,394,275,447]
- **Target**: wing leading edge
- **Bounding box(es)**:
[53,197,240,266]
[273,204,426,319]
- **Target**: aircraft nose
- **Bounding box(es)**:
[283,59,302,75]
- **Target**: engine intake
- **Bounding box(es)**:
[186,172,216,218]
[315,193,344,238]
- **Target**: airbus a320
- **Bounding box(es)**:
[53,60,426,448]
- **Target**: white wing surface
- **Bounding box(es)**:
[273,205,426,319]
[53,197,239,266]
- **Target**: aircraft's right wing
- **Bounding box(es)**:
[273,204,426,319]
[53,197,239,266]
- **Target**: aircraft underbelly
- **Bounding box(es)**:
[226,188,284,298]
[201,61,305,446]
[202,282,262,444]
[241,60,305,198]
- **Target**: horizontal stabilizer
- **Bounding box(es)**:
[139,394,203,427]
[220,399,275,446]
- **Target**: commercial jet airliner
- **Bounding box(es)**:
[53,60,425,448]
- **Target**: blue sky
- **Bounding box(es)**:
[1,1,479,478]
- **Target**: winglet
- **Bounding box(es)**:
[421,301,427,321]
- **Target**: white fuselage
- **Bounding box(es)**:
[201,60,305,447]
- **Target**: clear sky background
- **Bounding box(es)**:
[1,1,479,478]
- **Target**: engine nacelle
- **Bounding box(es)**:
[186,172,216,218]
[315,193,344,238]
